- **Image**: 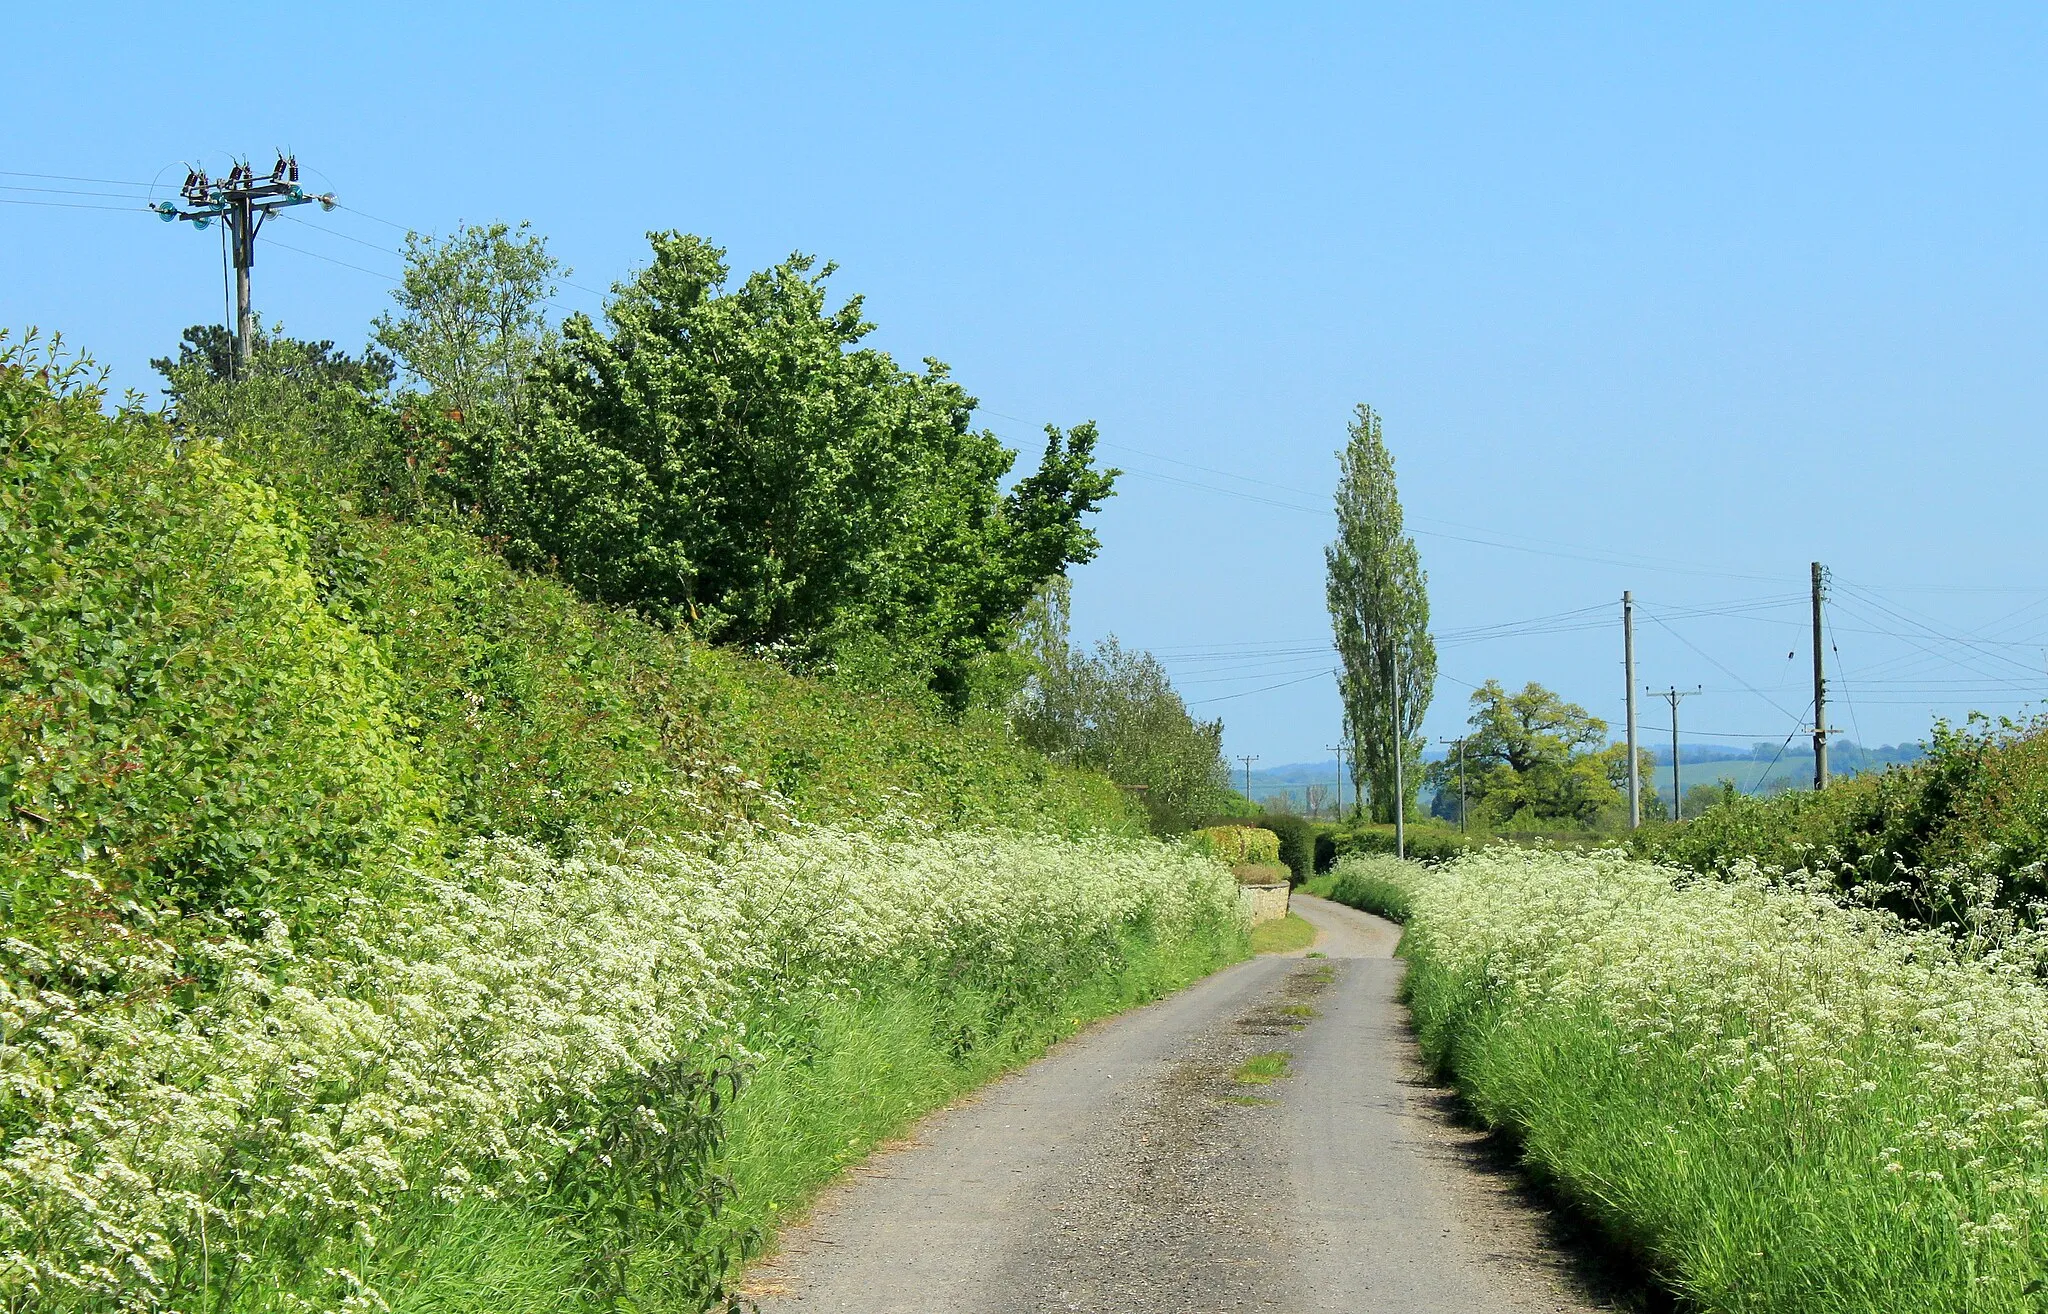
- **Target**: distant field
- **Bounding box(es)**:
[1655,749,1918,801]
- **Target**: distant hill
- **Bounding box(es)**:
[1245,742,1923,815]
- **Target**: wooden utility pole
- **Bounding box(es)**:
[1623,591,1640,829]
[1439,737,1467,832]
[1392,643,1405,860]
[1653,686,1699,822]
[1812,561,1830,791]
[1237,755,1260,805]
[1325,743,1348,821]
[153,156,335,376]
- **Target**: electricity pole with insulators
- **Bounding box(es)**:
[153,155,335,377]
[1623,591,1641,829]
[1652,685,1700,822]
[1438,736,1468,833]
[1811,561,1830,791]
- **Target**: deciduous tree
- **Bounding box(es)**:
[1427,680,1632,827]
[497,232,1115,707]
[1011,579,1231,831]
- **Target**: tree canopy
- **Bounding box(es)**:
[1326,404,1435,822]
[1010,579,1231,832]
[1427,680,1636,827]
[494,232,1116,707]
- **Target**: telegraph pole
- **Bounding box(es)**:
[1438,737,1467,832]
[1325,743,1348,822]
[1653,686,1699,822]
[1391,643,1405,860]
[1237,755,1260,806]
[1812,561,1830,791]
[153,155,335,376]
[1623,591,1641,829]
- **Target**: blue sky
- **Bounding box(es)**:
[7,5,2047,766]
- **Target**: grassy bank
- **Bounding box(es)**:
[5,825,1246,1312]
[1,342,1141,966]
[1349,848,2048,1312]
[0,341,1222,1313]
[1302,854,1415,922]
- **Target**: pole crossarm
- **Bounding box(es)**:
[152,155,337,377]
[152,157,335,226]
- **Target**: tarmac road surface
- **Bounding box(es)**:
[745,893,1626,1313]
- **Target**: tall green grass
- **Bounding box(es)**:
[333,926,1243,1314]
[1302,854,1416,922]
[1377,848,2048,1312]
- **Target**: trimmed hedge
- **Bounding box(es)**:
[1189,824,1281,865]
[1194,813,1318,884]
[1328,821,1472,864]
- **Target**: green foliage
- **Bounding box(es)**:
[1303,854,1418,922]
[1258,813,1316,883]
[1639,714,2048,926]
[153,322,412,504]
[374,220,560,423]
[1011,579,1233,832]
[1326,403,1434,822]
[4,327,1142,959]
[1327,820,1472,864]
[1400,847,2048,1312]
[1426,680,1630,828]
[371,221,562,521]
[1188,824,1281,866]
[286,501,1145,848]
[0,334,432,938]
[497,233,1115,706]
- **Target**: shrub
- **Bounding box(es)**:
[1328,820,1471,864]
[1189,824,1280,865]
[0,335,433,941]
[1258,813,1316,884]
[1192,813,1320,883]
[1638,715,2048,928]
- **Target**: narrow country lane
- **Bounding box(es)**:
[744,895,1627,1313]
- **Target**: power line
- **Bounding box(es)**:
[0,182,154,200]
[1189,670,1331,705]
[263,236,402,283]
[153,155,338,374]
[0,168,153,187]
[1640,603,1805,723]
[0,195,147,213]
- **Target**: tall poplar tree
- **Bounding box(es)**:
[1325,404,1436,823]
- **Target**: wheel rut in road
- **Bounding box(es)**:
[745,895,1629,1313]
